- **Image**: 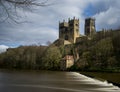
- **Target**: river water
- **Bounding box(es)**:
[0,70,120,92]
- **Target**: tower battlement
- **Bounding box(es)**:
[59,17,80,43]
[58,17,96,45]
[85,17,96,36]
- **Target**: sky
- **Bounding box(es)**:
[0,0,120,53]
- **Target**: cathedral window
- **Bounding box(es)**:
[65,35,68,40]
[76,24,78,26]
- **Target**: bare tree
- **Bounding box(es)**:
[0,0,51,23]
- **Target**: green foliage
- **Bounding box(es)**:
[42,45,62,70]
[112,31,120,64]
[107,56,117,68]
[73,30,120,72]
[0,30,120,72]
[0,45,62,70]
[0,46,47,69]
[91,38,114,68]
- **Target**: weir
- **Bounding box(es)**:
[0,71,120,92]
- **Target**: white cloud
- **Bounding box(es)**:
[0,0,120,47]
[94,7,120,31]
[0,45,9,53]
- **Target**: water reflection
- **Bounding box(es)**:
[0,71,120,92]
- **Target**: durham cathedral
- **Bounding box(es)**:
[58,17,96,45]
[55,17,97,70]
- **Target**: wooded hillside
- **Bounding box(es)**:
[0,30,120,72]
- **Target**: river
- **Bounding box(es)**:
[0,70,120,92]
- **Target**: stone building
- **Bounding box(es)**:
[59,17,80,44]
[84,18,96,37]
[58,17,96,45]
[60,55,74,70]
[56,17,96,70]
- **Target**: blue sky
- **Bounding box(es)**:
[0,0,120,52]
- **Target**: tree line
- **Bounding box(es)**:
[71,30,120,72]
[0,45,62,70]
[0,30,120,72]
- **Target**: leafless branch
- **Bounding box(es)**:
[4,0,50,6]
[0,0,51,23]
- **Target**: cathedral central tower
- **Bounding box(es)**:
[59,17,80,43]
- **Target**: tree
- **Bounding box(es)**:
[42,45,62,70]
[0,52,6,68]
[0,0,50,22]
[0,45,48,69]
[107,56,117,68]
[35,45,47,69]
